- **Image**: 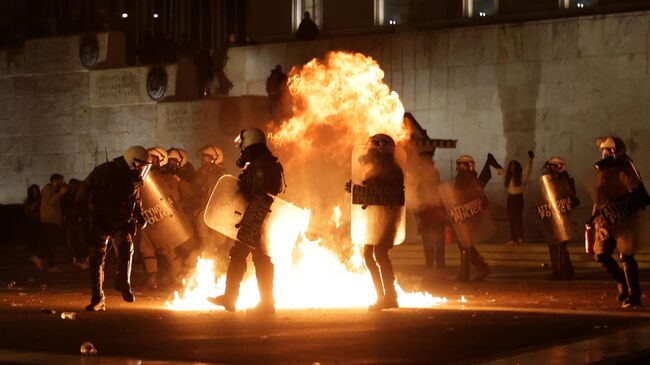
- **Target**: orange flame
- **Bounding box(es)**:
[167,51,453,311]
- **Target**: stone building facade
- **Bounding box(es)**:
[1,10,649,242]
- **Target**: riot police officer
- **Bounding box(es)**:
[208,128,284,314]
[138,147,186,288]
[451,155,491,282]
[194,146,228,256]
[589,136,650,308]
[76,146,152,311]
[358,134,404,311]
[538,157,577,280]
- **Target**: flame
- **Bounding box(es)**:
[332,206,342,229]
[167,51,453,311]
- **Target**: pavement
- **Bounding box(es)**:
[1,243,650,364]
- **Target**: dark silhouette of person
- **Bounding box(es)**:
[296,11,319,41]
[266,65,288,120]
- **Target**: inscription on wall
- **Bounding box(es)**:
[164,104,194,132]
[24,37,83,74]
[89,68,143,106]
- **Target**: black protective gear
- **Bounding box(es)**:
[85,296,106,312]
[558,243,574,280]
[87,241,107,311]
[469,246,490,281]
[621,255,641,308]
[253,253,275,308]
[75,156,145,236]
[208,295,236,312]
[547,244,561,280]
[456,249,471,282]
[596,252,628,301]
[246,302,276,315]
[210,144,283,313]
[237,144,284,200]
[114,231,135,302]
[211,242,276,312]
[363,245,397,311]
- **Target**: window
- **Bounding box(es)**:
[464,0,499,18]
[560,0,597,9]
[375,0,401,25]
[293,0,322,31]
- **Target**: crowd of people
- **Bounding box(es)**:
[409,134,648,309]
[20,128,648,313]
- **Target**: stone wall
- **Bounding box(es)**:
[0,34,269,204]
[1,11,649,243]
[224,10,650,238]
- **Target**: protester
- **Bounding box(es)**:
[296,11,319,41]
[40,173,68,271]
[24,184,44,270]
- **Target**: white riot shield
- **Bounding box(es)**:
[537,173,576,244]
[203,175,307,258]
[439,178,495,248]
[141,170,194,251]
[350,145,406,246]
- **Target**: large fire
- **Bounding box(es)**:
[168,51,450,311]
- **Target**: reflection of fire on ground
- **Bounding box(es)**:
[168,51,450,311]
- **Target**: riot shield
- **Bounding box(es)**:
[438,178,495,248]
[140,170,194,251]
[203,175,307,258]
[587,158,650,226]
[350,145,406,246]
[536,173,576,243]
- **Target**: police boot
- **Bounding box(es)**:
[547,245,561,280]
[381,283,399,310]
[596,254,627,302]
[469,247,490,281]
[368,275,386,312]
[455,249,471,282]
[114,240,135,303]
[559,243,574,280]
[86,245,106,311]
[165,250,184,287]
[248,257,275,315]
[208,246,248,312]
[621,255,642,309]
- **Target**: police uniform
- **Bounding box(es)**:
[592,153,650,307]
[210,141,284,313]
[76,154,147,311]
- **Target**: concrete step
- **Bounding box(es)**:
[391,243,650,269]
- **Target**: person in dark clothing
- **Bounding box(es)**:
[40,173,68,271]
[266,65,288,121]
[296,11,320,41]
[24,184,43,270]
[412,152,446,269]
[208,128,284,315]
[450,155,492,282]
[356,134,404,311]
[537,156,576,280]
[76,146,152,311]
[589,136,650,308]
[62,179,88,269]
[195,44,213,96]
